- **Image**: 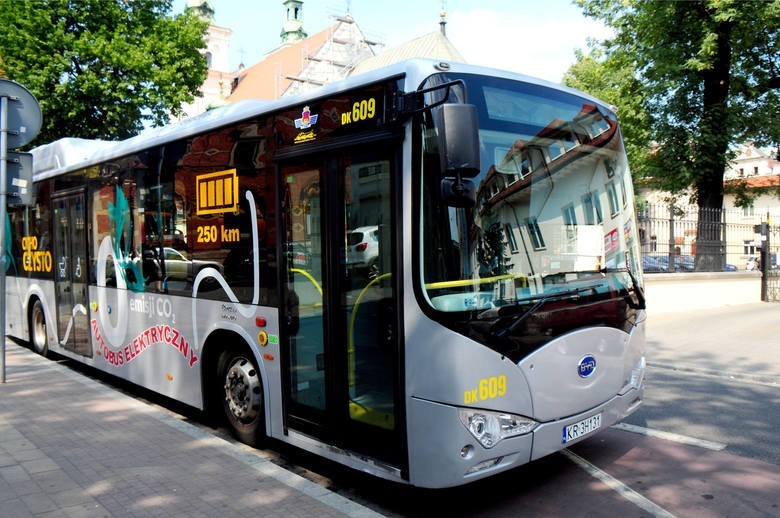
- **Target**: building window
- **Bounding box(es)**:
[562,204,577,250]
[504,224,518,253]
[582,192,603,225]
[607,181,620,216]
[563,204,577,227]
[744,240,758,255]
[527,218,545,250]
[743,204,755,217]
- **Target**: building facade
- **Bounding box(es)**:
[637,143,780,271]
[178,0,234,119]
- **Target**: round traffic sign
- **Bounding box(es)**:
[0,79,42,148]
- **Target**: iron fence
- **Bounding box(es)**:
[765,224,780,301]
[636,203,766,273]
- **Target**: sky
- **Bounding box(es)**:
[171,0,613,84]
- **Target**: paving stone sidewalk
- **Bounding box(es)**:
[0,342,383,518]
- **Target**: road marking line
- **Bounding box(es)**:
[612,422,727,451]
[562,449,676,518]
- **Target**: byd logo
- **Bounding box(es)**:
[578,355,597,378]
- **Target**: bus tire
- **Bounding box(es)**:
[29,299,49,357]
[217,348,264,446]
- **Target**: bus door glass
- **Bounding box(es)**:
[280,143,402,467]
[52,192,91,357]
[281,163,326,418]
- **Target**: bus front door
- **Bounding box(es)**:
[52,193,91,357]
[280,144,403,470]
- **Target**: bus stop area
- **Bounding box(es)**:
[0,343,381,518]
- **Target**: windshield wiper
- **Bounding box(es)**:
[600,266,646,310]
[489,285,597,339]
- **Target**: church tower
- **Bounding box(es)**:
[280,0,307,46]
[179,0,233,118]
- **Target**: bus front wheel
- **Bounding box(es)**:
[29,299,49,357]
[218,349,264,446]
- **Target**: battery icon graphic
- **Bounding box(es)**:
[196,169,238,215]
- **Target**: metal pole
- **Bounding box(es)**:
[0,95,9,383]
[668,199,675,272]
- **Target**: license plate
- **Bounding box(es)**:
[562,413,602,444]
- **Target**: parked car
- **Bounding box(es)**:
[346,225,380,278]
[642,255,668,273]
[673,255,695,271]
[162,247,223,281]
[641,254,698,272]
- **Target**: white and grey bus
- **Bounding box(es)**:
[5,59,646,488]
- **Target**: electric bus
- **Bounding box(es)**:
[5,59,646,488]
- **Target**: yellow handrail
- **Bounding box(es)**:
[424,273,521,290]
[289,267,323,296]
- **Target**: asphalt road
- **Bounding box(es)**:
[625,302,780,465]
[643,302,780,381]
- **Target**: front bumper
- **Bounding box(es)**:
[407,385,643,488]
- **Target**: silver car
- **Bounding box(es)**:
[345,226,379,278]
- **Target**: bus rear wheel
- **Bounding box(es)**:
[218,349,264,446]
[29,299,49,357]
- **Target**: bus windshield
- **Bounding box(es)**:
[419,73,642,315]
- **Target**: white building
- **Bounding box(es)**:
[178,0,234,119]
[724,142,780,180]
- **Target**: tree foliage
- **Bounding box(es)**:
[567,0,779,270]
[563,43,653,181]
[568,0,779,202]
[0,0,209,144]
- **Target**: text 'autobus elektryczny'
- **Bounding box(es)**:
[4,59,646,488]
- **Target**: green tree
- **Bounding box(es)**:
[0,0,209,144]
[563,44,654,181]
[570,0,779,270]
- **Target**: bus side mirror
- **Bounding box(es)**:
[441,177,476,208]
[435,103,480,178]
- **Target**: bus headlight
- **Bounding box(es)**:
[458,409,538,449]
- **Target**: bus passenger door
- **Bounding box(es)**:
[52,193,91,357]
[280,143,403,469]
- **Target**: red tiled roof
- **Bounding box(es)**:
[726,175,780,189]
[227,23,337,101]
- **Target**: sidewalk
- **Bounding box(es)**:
[645,301,780,384]
[0,342,383,518]
[644,271,761,315]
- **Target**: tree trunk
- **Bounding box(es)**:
[694,17,733,271]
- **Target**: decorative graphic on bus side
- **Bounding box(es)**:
[294,105,318,129]
[196,169,239,215]
[4,215,17,274]
[92,319,198,368]
[293,106,318,144]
